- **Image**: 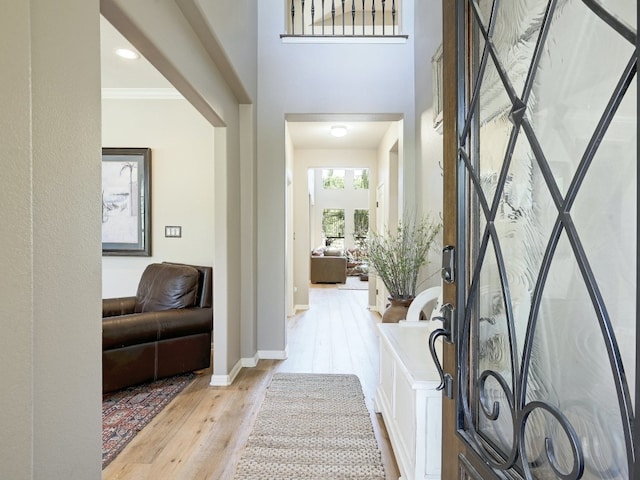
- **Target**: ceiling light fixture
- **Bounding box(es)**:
[115,48,140,60]
[330,125,347,138]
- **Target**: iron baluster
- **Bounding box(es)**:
[322,0,325,35]
[290,0,295,35]
[311,0,315,35]
[382,0,385,35]
[371,0,375,34]
[331,0,336,35]
[362,0,365,36]
[392,0,396,35]
[352,0,356,35]
[301,0,305,35]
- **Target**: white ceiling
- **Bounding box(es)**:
[100,16,172,89]
[287,120,393,149]
[100,16,395,149]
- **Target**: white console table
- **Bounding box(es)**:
[375,323,442,480]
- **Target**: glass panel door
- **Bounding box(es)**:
[456,1,637,478]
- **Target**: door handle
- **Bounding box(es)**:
[429,303,453,396]
[429,327,449,391]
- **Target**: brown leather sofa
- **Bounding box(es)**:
[310,250,347,284]
[102,262,213,393]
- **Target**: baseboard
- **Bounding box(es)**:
[294,304,310,312]
[209,349,288,385]
[241,353,260,367]
[209,359,243,386]
[258,348,288,360]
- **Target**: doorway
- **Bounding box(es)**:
[285,116,403,312]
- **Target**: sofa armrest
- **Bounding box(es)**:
[102,296,136,318]
[157,307,213,340]
[102,307,213,350]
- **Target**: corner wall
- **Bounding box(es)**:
[1,1,102,478]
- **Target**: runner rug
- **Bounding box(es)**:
[234,373,386,479]
[102,373,194,468]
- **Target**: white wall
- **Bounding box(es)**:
[257,0,417,353]
[1,1,102,478]
[101,97,215,298]
[415,1,444,290]
[418,108,445,287]
[195,0,258,100]
[374,122,402,311]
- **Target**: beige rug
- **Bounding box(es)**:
[234,373,386,479]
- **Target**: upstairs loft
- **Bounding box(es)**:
[283,0,407,38]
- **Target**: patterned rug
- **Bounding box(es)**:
[234,373,386,479]
[102,373,194,468]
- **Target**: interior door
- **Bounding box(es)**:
[440,1,638,478]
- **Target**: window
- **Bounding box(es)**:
[353,169,369,189]
[322,209,345,248]
[354,209,369,240]
[322,169,345,189]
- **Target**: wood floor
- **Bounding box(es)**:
[103,280,400,480]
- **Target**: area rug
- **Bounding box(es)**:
[234,373,385,479]
[102,373,194,468]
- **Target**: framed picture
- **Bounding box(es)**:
[102,148,151,256]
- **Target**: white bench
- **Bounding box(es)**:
[374,287,443,479]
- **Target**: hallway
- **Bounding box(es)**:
[103,283,400,479]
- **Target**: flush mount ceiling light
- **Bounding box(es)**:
[330,125,347,138]
[115,48,140,60]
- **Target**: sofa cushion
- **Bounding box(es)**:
[134,263,199,313]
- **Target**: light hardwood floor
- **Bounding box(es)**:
[103,280,400,480]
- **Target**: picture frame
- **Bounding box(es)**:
[102,148,152,256]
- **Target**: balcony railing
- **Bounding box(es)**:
[282,0,405,38]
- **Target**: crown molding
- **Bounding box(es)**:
[101,88,183,100]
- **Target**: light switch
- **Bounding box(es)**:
[165,226,182,238]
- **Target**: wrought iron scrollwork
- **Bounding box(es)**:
[456,0,636,478]
[519,402,585,480]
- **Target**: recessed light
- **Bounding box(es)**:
[115,48,140,60]
[330,125,347,137]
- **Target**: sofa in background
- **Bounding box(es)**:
[102,262,213,393]
[310,248,347,284]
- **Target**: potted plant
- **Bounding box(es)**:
[366,214,442,323]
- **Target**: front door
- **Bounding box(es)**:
[441,1,638,478]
